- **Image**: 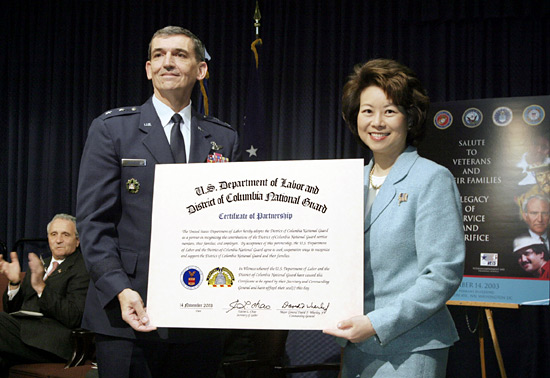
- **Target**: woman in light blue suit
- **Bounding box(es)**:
[324,59,465,377]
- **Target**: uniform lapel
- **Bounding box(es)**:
[140,98,174,164]
[189,110,214,163]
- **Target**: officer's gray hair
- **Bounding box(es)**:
[148,26,206,63]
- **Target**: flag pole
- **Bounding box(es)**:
[252,1,262,68]
[242,0,268,160]
[254,1,261,39]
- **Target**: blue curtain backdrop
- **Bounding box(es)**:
[1,1,549,377]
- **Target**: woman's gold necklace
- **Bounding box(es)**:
[370,166,382,190]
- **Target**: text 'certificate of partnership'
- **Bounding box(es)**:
[147,159,364,330]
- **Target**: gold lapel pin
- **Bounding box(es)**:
[126,178,140,194]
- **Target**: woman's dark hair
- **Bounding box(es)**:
[342,58,430,148]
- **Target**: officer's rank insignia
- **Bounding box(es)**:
[207,267,235,287]
[126,178,140,194]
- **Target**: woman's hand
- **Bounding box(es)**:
[323,315,377,343]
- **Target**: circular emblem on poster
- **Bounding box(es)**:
[181,266,203,290]
[492,106,513,127]
[462,108,483,128]
[433,110,453,129]
[522,104,545,126]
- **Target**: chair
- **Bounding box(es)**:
[222,330,340,378]
[0,271,25,313]
[8,362,95,378]
[1,238,96,378]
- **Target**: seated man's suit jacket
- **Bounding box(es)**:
[2,249,90,360]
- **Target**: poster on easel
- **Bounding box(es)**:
[418,95,550,306]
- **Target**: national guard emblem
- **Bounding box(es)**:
[492,106,513,127]
[126,178,140,194]
[207,267,235,287]
[433,110,453,130]
[181,266,203,290]
[462,108,483,128]
[522,104,545,126]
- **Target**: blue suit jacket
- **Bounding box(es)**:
[76,97,241,340]
[349,147,465,355]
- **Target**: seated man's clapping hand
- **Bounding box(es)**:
[28,252,46,294]
[0,252,22,286]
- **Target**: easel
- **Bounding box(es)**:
[448,301,519,378]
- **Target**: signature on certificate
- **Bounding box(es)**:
[227,299,272,313]
[281,301,331,312]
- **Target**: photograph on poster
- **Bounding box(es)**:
[419,95,549,305]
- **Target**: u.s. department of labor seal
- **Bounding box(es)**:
[522,104,545,126]
[492,106,513,127]
[433,110,453,130]
[207,267,235,287]
[181,266,203,290]
[462,108,483,128]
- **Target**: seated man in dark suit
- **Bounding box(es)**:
[0,214,89,377]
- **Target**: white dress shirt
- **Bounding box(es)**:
[153,95,192,163]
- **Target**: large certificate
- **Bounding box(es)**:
[147,159,364,329]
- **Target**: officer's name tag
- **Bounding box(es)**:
[121,158,146,167]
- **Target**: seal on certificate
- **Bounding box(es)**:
[207,267,235,287]
[181,266,203,289]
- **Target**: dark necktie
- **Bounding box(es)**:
[170,113,186,163]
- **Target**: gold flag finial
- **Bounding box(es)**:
[254,1,261,38]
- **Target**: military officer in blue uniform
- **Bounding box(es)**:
[76,26,241,378]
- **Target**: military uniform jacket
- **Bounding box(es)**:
[76,97,241,340]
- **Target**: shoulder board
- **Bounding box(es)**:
[99,106,141,120]
[200,114,232,129]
